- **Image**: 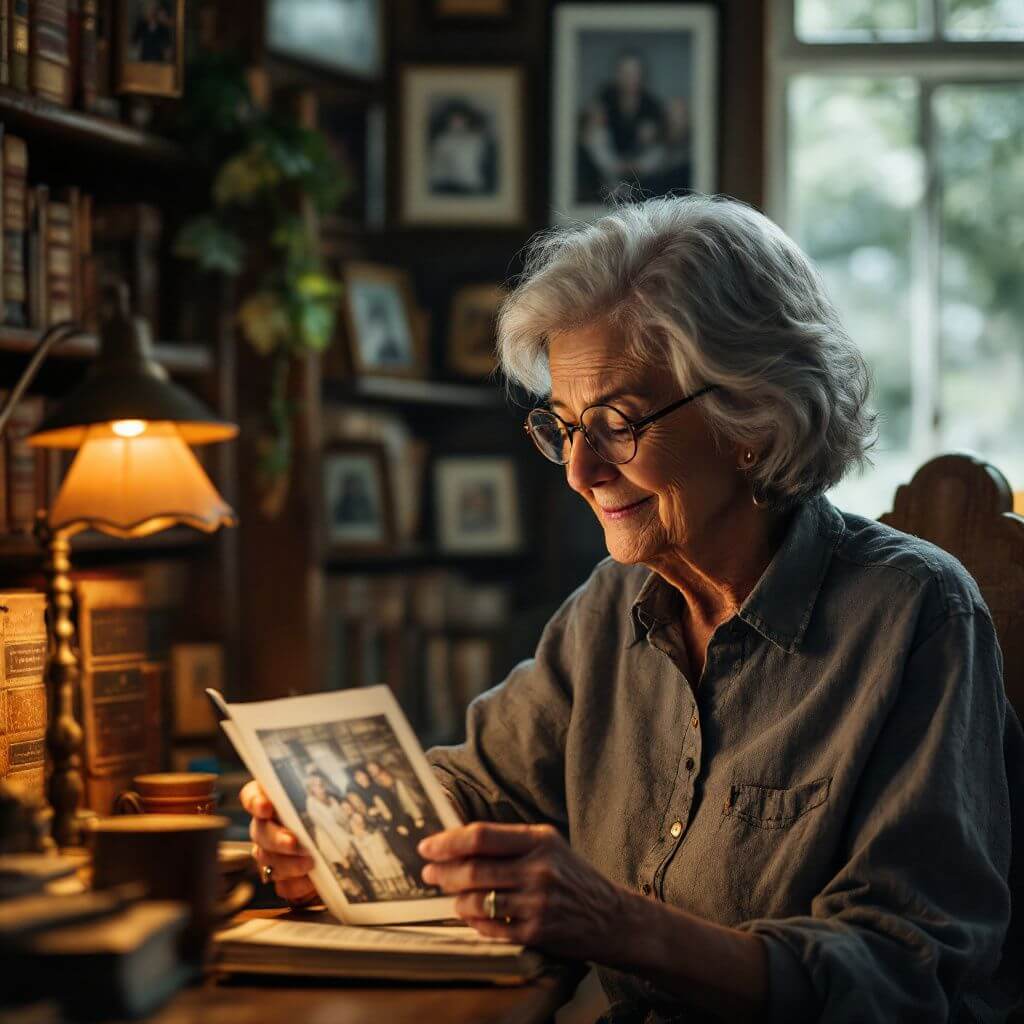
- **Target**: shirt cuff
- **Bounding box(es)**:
[760,933,817,1024]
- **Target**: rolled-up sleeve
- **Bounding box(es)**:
[426,586,583,830]
[738,607,1013,1022]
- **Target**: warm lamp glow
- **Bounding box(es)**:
[111,419,147,438]
[49,422,237,538]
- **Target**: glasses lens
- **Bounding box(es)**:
[581,406,636,464]
[527,409,570,464]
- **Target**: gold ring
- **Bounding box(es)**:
[261,863,273,885]
[484,888,498,920]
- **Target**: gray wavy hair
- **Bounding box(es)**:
[497,195,876,502]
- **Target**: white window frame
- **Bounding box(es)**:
[766,0,1024,464]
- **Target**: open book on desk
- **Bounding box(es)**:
[209,686,546,983]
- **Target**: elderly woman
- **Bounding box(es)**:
[242,196,1022,1022]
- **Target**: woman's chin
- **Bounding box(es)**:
[601,524,659,565]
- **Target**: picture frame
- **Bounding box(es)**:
[266,0,383,80]
[429,0,511,21]
[341,262,427,378]
[447,283,505,378]
[434,456,522,554]
[551,3,719,224]
[400,65,526,227]
[170,643,224,737]
[324,442,396,553]
[116,0,186,97]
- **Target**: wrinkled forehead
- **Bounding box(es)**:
[547,324,661,408]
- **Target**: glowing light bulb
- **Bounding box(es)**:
[111,420,147,438]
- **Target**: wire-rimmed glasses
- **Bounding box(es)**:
[524,385,718,466]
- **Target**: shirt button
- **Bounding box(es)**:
[691,713,699,729]
[640,882,652,896]
[669,820,683,838]
[685,757,695,771]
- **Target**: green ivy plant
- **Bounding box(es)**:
[174,54,348,490]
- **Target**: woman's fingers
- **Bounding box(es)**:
[250,815,309,856]
[419,822,556,862]
[421,855,521,893]
[253,844,315,882]
[275,876,318,903]
[240,779,276,819]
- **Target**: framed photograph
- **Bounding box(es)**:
[434,456,522,554]
[266,0,382,79]
[401,65,526,227]
[170,643,224,737]
[551,3,718,223]
[324,443,395,552]
[447,283,505,378]
[116,0,185,97]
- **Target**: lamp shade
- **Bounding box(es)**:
[48,422,237,538]
[27,282,237,449]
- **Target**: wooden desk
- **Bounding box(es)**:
[149,974,573,1024]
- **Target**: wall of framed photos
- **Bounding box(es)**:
[229,0,767,743]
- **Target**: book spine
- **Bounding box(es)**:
[77,0,95,109]
[30,0,71,106]
[27,184,48,330]
[2,134,27,327]
[0,593,49,805]
[10,0,29,92]
[79,191,94,328]
[0,0,9,86]
[66,0,78,98]
[3,394,44,532]
[45,198,73,325]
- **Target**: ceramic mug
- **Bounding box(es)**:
[86,814,252,963]
[113,772,217,816]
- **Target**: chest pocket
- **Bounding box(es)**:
[725,776,831,830]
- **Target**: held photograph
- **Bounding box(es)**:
[117,0,185,97]
[551,4,718,223]
[255,714,445,904]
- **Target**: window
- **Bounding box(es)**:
[769,0,1024,515]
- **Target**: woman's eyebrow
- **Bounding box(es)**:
[549,389,636,412]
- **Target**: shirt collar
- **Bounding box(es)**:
[629,494,845,653]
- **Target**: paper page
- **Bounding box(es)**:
[219,918,523,957]
[218,686,460,927]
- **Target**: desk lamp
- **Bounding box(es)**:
[0,282,238,847]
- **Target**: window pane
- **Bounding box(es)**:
[795,0,925,40]
[943,0,1024,39]
[935,83,1024,489]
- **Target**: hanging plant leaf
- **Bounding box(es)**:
[237,290,291,355]
[214,142,283,206]
[173,215,246,276]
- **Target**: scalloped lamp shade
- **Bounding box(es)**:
[45,422,237,538]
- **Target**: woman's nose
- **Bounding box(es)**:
[566,430,616,494]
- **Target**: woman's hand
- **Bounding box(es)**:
[240,780,319,906]
[419,822,626,961]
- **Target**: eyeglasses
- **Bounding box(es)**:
[524,385,718,466]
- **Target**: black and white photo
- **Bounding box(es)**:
[324,443,395,550]
[342,263,425,378]
[266,0,382,79]
[402,66,525,226]
[551,4,717,223]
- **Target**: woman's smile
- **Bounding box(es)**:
[597,495,653,520]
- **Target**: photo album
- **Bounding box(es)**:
[208,686,546,983]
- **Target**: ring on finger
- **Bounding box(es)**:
[261,863,274,885]
[483,889,513,924]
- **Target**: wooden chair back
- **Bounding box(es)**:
[880,452,1024,718]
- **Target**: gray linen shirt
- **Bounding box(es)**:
[427,494,1024,1022]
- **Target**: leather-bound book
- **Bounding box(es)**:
[10,0,30,92]
[27,184,49,329]
[45,194,74,326]
[30,0,71,106]
[78,192,95,326]
[75,575,163,815]
[66,0,79,94]
[77,0,97,109]
[2,394,46,533]
[0,591,48,805]
[2,133,29,327]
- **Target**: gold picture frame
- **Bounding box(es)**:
[341,261,428,379]
[116,0,186,97]
[447,283,505,378]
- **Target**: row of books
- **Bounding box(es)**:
[325,572,512,745]
[1,0,114,116]
[1,127,162,331]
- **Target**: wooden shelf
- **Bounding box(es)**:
[324,376,507,410]
[325,543,524,571]
[0,327,213,377]
[0,526,211,560]
[0,86,189,167]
